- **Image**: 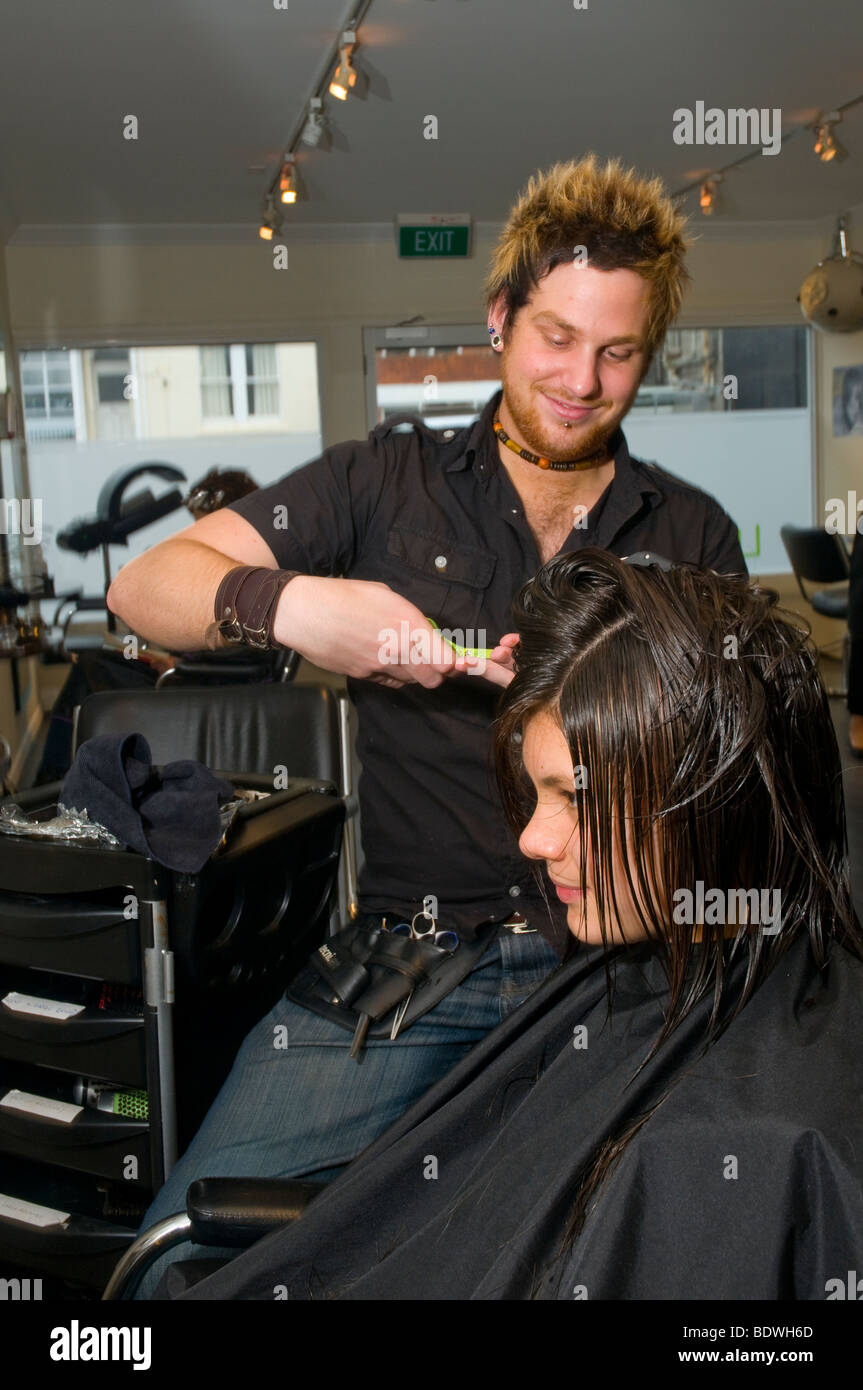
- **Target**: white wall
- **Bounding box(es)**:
[624,409,813,576]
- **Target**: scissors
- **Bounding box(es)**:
[389,912,458,951]
[387,913,459,1039]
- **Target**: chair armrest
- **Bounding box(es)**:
[186,1176,325,1247]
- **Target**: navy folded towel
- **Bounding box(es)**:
[59,732,236,872]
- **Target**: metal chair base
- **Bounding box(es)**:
[101,1212,192,1301]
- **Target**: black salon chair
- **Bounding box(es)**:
[97,680,364,1298]
[780,524,850,695]
[71,683,359,930]
[0,680,354,1295]
[152,647,301,687]
[102,1174,323,1298]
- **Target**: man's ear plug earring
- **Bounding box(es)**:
[488,325,503,350]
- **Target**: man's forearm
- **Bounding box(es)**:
[107,539,251,652]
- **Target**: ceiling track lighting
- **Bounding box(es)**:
[259,192,282,241]
[329,29,358,101]
[672,91,862,214]
[699,174,722,216]
[256,2,375,238]
[279,158,298,204]
[301,97,327,148]
[813,111,848,164]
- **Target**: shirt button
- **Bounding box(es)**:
[434,555,447,570]
[443,429,455,439]
[508,885,521,897]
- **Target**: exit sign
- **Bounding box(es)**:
[397,213,471,258]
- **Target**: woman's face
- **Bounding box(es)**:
[517,709,653,945]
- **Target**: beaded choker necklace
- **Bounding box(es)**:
[493,414,604,472]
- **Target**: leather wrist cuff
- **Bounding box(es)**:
[213,566,300,650]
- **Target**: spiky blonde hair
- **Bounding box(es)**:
[484,154,691,360]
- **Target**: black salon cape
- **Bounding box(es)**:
[164,932,863,1300]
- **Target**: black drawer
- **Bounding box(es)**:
[0,1061,151,1188]
[0,969,145,1086]
[0,1154,139,1293]
[0,888,141,983]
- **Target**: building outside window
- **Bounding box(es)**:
[200,343,280,421]
[20,351,77,441]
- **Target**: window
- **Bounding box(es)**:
[245,344,279,416]
[366,329,500,430]
[200,343,280,421]
[625,324,812,572]
[634,325,807,412]
[92,348,132,404]
[20,351,76,439]
[19,339,320,620]
[200,346,234,418]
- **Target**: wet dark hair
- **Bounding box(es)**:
[496,548,862,1040]
[495,549,863,1258]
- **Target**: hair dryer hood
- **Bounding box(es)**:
[798,218,863,333]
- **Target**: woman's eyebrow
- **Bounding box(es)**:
[535,773,576,791]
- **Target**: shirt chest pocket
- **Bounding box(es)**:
[383,524,497,634]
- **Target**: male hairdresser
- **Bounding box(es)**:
[107,154,746,1293]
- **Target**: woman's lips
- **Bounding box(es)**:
[551,881,585,904]
[544,393,596,422]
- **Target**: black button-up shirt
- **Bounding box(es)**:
[228,388,746,952]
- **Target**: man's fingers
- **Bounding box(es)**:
[368,673,406,690]
[444,654,515,688]
[475,659,515,688]
[411,666,450,689]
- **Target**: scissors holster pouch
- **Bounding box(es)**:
[287,915,500,1039]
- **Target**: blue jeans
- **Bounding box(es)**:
[133,926,560,1298]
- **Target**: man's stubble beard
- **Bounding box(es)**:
[499,355,630,467]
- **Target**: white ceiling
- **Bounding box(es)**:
[1,0,862,244]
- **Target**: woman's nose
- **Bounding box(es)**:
[519,811,574,864]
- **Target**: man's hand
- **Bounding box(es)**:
[449,632,519,689]
[273,576,462,689]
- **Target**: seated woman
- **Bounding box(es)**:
[160,549,863,1300]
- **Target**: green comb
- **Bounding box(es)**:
[426,618,494,659]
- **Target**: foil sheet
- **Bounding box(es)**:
[0,786,272,854]
[0,802,125,847]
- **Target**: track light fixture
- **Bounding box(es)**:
[259,192,282,241]
[301,98,327,148]
[699,175,722,216]
[813,112,848,163]
[329,30,358,101]
[279,158,298,204]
